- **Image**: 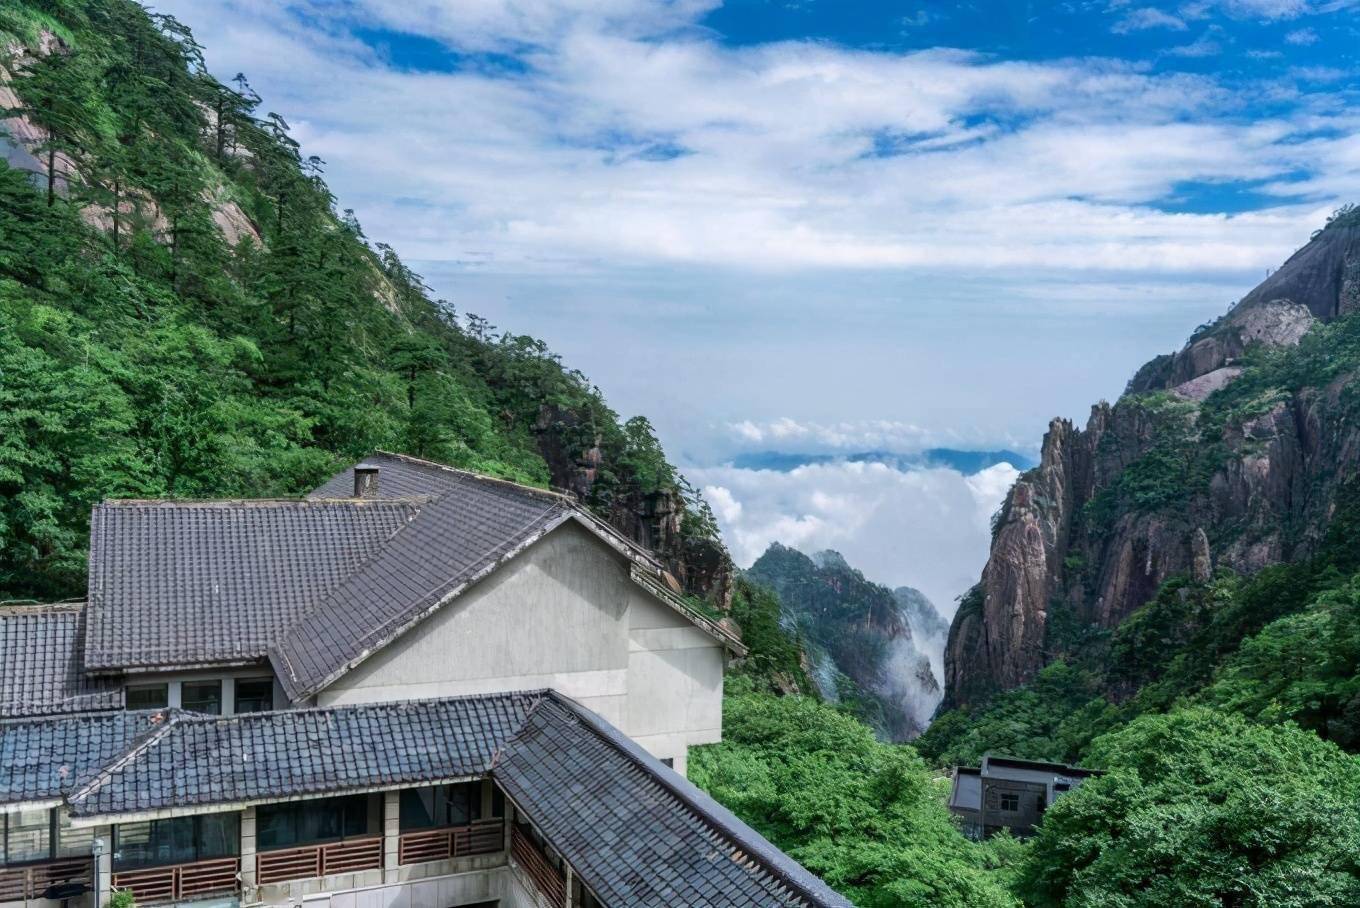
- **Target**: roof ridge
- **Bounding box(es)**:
[66,710,182,804]
[95,497,428,508]
[372,450,571,504]
[0,601,87,614]
[178,688,554,727]
[537,691,847,908]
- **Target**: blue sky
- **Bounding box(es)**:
[159,0,1358,608]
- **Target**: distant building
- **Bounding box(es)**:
[0,453,852,908]
[948,754,1100,839]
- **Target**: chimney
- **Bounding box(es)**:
[353,464,380,499]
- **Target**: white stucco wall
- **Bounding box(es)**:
[318,521,725,770]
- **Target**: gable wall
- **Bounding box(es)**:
[317,521,724,771]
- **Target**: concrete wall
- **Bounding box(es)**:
[320,521,725,771]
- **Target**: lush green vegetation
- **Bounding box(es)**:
[0,0,715,601]
[692,680,1020,908]
[1021,708,1360,907]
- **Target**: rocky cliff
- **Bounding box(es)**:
[748,543,941,740]
[944,211,1360,709]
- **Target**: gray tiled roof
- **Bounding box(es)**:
[0,604,123,717]
[82,451,740,696]
[67,693,539,817]
[0,711,164,806]
[496,696,851,908]
[13,692,848,907]
[85,499,423,672]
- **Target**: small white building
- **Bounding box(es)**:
[0,454,850,908]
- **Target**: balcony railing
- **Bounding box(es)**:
[397,819,505,866]
[256,836,382,885]
[110,857,240,903]
[510,826,565,908]
[0,859,92,902]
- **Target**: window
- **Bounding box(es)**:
[126,683,169,710]
[181,680,222,714]
[998,792,1020,812]
[112,814,239,871]
[234,678,274,714]
[4,810,52,864]
[55,811,95,858]
[1054,782,1071,793]
[3,810,97,864]
[399,783,481,831]
[257,795,371,850]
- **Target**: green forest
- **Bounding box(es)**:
[0,0,714,604]
[5,2,1360,906]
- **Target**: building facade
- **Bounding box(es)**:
[948,754,1100,839]
[1,454,850,908]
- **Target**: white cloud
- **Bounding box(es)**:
[692,459,1021,616]
[1113,8,1190,32]
[154,0,1353,282]
[1285,26,1319,43]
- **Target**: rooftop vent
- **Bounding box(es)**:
[353,464,380,499]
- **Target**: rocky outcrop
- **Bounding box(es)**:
[533,403,733,607]
[749,544,941,740]
[945,218,1360,708]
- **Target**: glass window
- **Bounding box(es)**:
[999,792,1020,812]
[399,783,480,831]
[257,796,371,850]
[56,810,95,858]
[233,678,274,714]
[182,681,222,714]
[112,815,239,871]
[126,683,169,710]
[5,809,52,863]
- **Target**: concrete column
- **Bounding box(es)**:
[221,678,237,717]
[95,826,113,908]
[479,779,494,820]
[167,681,183,709]
[382,791,400,883]
[240,807,257,891]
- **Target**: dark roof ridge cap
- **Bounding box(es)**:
[0,601,87,614]
[0,708,160,730]
[94,497,428,508]
[372,451,572,504]
[535,691,851,908]
[171,688,553,727]
[66,710,184,804]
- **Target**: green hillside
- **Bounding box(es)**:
[0,0,717,602]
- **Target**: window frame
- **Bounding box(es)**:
[4,809,97,866]
[111,813,241,872]
[998,792,1021,812]
[181,680,223,715]
[233,677,275,714]
[125,683,170,711]
[255,795,373,852]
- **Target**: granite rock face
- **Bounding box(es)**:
[944,220,1360,708]
[749,544,941,740]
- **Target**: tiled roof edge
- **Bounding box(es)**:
[627,564,747,655]
[92,497,430,509]
[539,692,854,908]
[65,710,183,806]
